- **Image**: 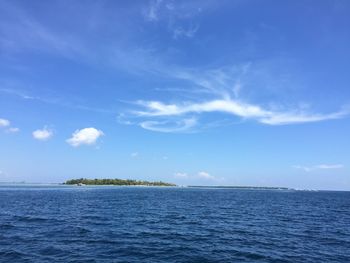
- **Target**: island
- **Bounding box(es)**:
[64,178,176,187]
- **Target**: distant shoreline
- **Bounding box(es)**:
[187,185,292,190]
[64,178,176,187]
[1,182,348,191]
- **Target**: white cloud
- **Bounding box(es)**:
[135,99,349,126]
[66,127,104,147]
[32,127,53,141]
[293,164,344,172]
[0,118,10,127]
[316,164,344,169]
[174,171,223,182]
[197,171,216,180]
[140,117,197,133]
[118,59,349,131]
[260,110,348,125]
[174,172,188,178]
[0,118,20,134]
[6,127,20,133]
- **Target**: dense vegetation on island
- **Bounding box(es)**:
[64,178,176,186]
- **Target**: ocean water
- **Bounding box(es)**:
[0,186,349,262]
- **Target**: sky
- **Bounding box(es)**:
[0,0,349,190]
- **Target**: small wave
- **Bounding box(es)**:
[13,215,49,223]
[0,223,16,229]
[0,250,29,261]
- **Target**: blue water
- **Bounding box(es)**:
[0,186,349,262]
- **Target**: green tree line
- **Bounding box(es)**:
[64,178,176,186]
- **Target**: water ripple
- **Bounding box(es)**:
[0,187,349,262]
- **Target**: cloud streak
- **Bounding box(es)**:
[144,0,202,39]
[120,60,349,131]
[293,164,344,172]
[174,172,188,178]
[0,118,10,127]
[6,127,20,133]
[174,171,222,182]
[197,171,216,180]
[0,88,114,114]
[134,99,349,126]
[140,117,197,133]
[0,1,86,59]
[173,24,199,39]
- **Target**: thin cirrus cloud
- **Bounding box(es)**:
[293,164,344,172]
[2,2,349,134]
[144,0,202,39]
[6,127,20,133]
[197,171,216,180]
[121,61,349,132]
[174,171,220,181]
[174,172,189,178]
[140,117,197,133]
[134,99,349,126]
[0,1,85,59]
[32,127,53,141]
[0,88,114,115]
[173,24,199,39]
[144,0,163,21]
[66,127,104,147]
[0,118,10,127]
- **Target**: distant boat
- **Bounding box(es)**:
[77,183,85,186]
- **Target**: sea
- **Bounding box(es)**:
[0,185,349,262]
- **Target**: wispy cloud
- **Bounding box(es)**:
[66,127,104,147]
[173,24,199,39]
[0,88,114,114]
[2,1,348,134]
[145,0,163,21]
[0,118,10,127]
[6,127,19,133]
[134,99,349,126]
[0,1,86,58]
[140,117,197,133]
[174,171,223,181]
[197,171,216,180]
[144,0,202,39]
[117,60,349,131]
[174,172,188,178]
[293,164,344,172]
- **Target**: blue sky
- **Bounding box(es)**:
[0,0,349,190]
